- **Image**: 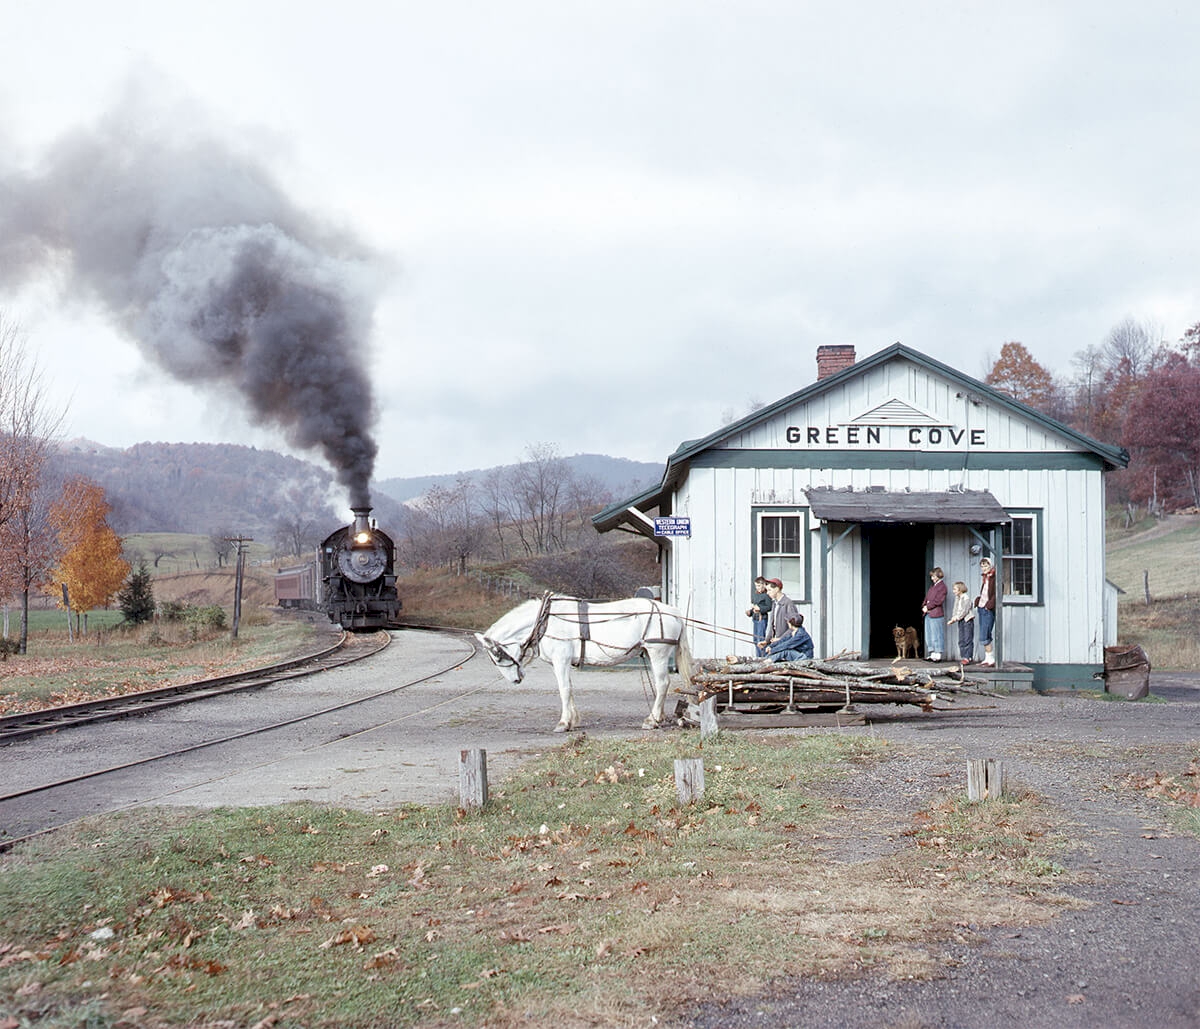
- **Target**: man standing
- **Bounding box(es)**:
[758,578,800,653]
[745,576,772,648]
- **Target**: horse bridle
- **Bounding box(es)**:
[483,592,555,683]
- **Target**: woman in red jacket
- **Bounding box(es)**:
[922,566,948,661]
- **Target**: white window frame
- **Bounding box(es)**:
[755,508,809,602]
[1001,510,1041,605]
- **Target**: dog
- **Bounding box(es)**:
[892,625,920,662]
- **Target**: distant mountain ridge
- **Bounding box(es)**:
[374,454,663,504]
[46,442,662,535]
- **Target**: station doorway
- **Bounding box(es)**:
[865,523,933,658]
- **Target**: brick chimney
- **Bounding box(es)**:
[816,345,856,380]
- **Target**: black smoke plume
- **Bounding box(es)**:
[0,103,383,509]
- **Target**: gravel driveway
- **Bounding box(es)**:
[679,672,1200,1029]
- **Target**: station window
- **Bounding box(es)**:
[756,508,809,601]
[1001,511,1040,603]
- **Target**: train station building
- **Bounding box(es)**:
[593,343,1129,691]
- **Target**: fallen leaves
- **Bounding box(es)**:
[320,925,376,950]
[1125,769,1200,808]
[363,946,404,970]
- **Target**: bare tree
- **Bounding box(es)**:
[510,442,571,555]
[404,478,488,574]
[1068,344,1106,436]
[273,515,320,558]
[0,313,63,535]
[479,468,512,560]
[565,472,611,539]
[1102,316,1161,379]
[0,486,58,653]
[0,314,65,650]
[209,528,236,568]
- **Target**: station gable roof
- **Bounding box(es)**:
[593,343,1130,535]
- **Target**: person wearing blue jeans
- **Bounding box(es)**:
[745,576,772,648]
[975,557,997,666]
[922,566,947,661]
[947,580,975,662]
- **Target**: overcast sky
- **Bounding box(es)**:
[3,1,1198,487]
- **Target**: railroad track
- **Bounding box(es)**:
[0,629,481,852]
[0,630,393,745]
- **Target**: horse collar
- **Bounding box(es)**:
[517,592,555,665]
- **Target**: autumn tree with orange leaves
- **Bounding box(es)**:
[985,342,1061,415]
[48,477,130,636]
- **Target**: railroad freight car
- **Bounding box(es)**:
[273,564,317,609]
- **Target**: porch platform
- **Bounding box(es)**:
[852,657,1036,693]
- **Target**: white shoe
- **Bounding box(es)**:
[982,656,995,666]
[929,652,941,662]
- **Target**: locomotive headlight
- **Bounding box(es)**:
[354,529,371,545]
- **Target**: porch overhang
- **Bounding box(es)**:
[804,487,1012,524]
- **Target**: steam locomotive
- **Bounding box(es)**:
[274,507,401,630]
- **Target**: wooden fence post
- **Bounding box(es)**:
[966,758,1006,801]
[674,757,705,805]
[459,748,488,809]
[698,697,719,740]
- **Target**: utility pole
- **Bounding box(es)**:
[61,583,72,642]
[227,536,253,639]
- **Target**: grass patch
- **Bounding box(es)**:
[0,735,1074,1028]
[123,533,275,578]
[1116,596,1200,671]
[1107,516,1200,603]
[0,620,322,715]
[395,568,517,632]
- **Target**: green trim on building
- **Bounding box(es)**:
[688,450,1109,472]
[1026,663,1104,693]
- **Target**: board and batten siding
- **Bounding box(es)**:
[671,461,1108,664]
[587,346,1129,689]
[662,356,1111,668]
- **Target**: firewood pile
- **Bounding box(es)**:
[676,655,996,713]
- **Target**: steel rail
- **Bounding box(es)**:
[0,630,480,852]
[0,631,389,744]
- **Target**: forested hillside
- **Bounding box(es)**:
[47,440,368,536]
[375,453,661,504]
[43,441,657,541]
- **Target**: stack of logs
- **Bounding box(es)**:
[678,656,993,713]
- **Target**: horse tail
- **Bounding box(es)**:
[674,632,694,684]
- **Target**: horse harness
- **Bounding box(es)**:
[552,596,680,668]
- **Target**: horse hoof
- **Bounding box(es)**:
[553,724,569,733]
[641,717,663,730]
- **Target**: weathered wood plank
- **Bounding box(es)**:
[459,748,488,809]
[674,757,705,804]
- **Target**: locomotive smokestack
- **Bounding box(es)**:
[0,92,384,509]
[351,507,372,544]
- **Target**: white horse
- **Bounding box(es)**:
[475,593,686,732]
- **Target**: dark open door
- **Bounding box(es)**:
[864,523,932,658]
